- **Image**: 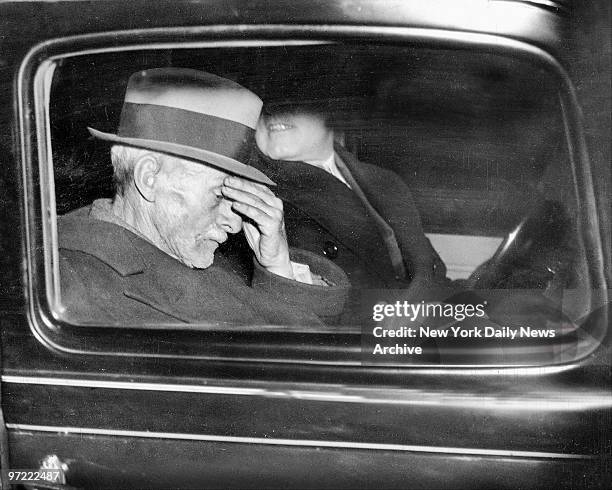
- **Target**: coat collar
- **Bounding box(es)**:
[58,204,146,277]
[58,204,195,321]
[58,204,265,324]
[249,148,398,281]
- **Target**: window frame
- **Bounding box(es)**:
[19,25,608,367]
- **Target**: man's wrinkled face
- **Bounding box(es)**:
[255,107,334,162]
[151,156,242,268]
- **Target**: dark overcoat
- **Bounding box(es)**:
[250,145,446,290]
[58,206,349,326]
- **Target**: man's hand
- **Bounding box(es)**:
[222,176,295,279]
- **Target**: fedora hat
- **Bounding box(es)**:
[88,68,274,185]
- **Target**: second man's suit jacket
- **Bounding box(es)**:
[249,145,446,291]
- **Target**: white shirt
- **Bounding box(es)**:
[306,153,352,188]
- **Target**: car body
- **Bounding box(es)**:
[0,0,610,488]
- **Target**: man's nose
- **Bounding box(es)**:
[218,198,242,234]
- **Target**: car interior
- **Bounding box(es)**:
[44,42,595,361]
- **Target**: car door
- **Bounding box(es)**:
[0,1,609,489]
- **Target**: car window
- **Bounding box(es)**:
[28,41,603,365]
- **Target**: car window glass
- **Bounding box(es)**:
[39,43,597,364]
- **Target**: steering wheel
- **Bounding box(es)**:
[467,199,574,291]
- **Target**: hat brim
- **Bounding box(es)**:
[263,96,368,111]
[88,127,275,186]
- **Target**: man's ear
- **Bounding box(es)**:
[133,153,162,202]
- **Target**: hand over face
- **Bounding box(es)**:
[222,176,294,279]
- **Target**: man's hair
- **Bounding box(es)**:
[110,145,154,196]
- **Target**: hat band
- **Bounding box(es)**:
[118,102,255,163]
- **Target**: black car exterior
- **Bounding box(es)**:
[0,1,610,488]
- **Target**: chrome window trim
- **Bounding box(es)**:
[4,423,590,459]
[17,24,607,366]
[3,375,611,411]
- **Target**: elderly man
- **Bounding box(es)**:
[58,69,348,325]
[252,102,447,293]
